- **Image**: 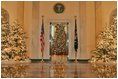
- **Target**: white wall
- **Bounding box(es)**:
[79,2,95,59]
[24,2,33,59]
[95,1,117,36]
[37,1,96,59]
[39,2,80,59]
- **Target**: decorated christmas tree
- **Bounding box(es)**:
[51,24,67,55]
[1,21,10,61]
[8,21,29,61]
[90,16,117,63]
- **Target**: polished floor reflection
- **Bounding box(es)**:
[1,62,117,78]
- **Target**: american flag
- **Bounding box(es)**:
[40,17,45,54]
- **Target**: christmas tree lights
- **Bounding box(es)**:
[90,16,117,63]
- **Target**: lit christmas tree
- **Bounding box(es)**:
[1,8,11,61]
[1,21,10,61]
[51,24,67,55]
[90,15,117,63]
[8,21,29,61]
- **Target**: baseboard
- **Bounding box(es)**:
[30,59,90,63]
[68,59,90,63]
[30,59,51,63]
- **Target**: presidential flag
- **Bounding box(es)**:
[74,17,78,52]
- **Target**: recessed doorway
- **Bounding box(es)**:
[50,22,69,62]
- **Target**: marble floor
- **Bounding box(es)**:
[1,62,117,78]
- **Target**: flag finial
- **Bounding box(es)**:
[75,16,77,19]
[42,16,44,19]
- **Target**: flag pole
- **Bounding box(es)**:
[41,16,44,63]
[74,16,78,63]
[75,51,77,63]
[41,52,44,62]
